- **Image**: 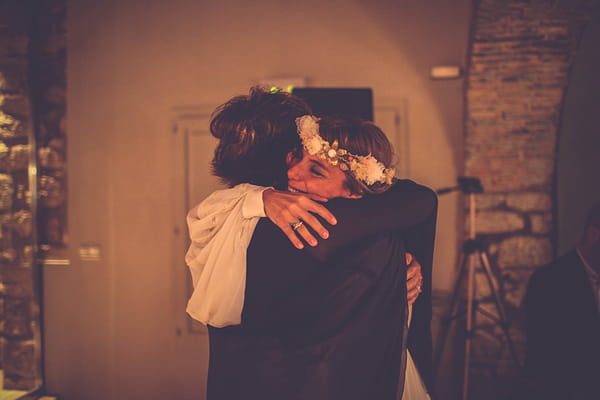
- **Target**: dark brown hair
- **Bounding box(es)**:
[316,115,396,195]
[210,87,311,188]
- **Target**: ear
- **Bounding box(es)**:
[285,151,296,168]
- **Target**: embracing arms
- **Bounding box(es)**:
[285,179,437,262]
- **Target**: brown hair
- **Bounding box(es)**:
[210,87,311,188]
[316,115,396,195]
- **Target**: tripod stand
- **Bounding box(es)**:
[434,177,521,400]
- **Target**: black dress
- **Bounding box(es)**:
[207,179,438,400]
[521,250,600,399]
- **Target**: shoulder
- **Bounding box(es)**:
[388,179,438,210]
[393,179,436,194]
[528,249,580,287]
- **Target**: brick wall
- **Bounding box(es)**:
[462,0,598,397]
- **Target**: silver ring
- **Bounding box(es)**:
[291,221,304,231]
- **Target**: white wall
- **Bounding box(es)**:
[44,1,471,399]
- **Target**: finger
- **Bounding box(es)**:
[406,278,419,292]
[406,274,422,292]
[303,192,329,203]
[298,212,330,239]
[278,222,305,250]
[407,287,419,304]
[406,264,418,279]
[304,201,337,225]
[294,223,318,247]
[405,252,413,266]
[408,280,423,302]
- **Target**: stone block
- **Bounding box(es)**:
[500,267,536,309]
[506,192,552,212]
[466,157,554,192]
[40,109,64,138]
[530,212,553,234]
[0,64,29,94]
[44,215,63,244]
[473,269,498,300]
[39,175,64,208]
[9,144,30,170]
[21,245,33,269]
[475,193,506,210]
[505,192,552,211]
[3,297,32,338]
[3,341,36,390]
[474,210,525,234]
[0,95,31,119]
[0,173,14,211]
[3,268,34,297]
[0,248,17,264]
[0,139,7,168]
[38,146,64,169]
[0,111,20,138]
[11,210,32,238]
[496,236,553,268]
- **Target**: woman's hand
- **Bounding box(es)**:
[406,252,423,306]
[263,189,338,249]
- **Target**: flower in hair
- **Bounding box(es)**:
[295,115,395,186]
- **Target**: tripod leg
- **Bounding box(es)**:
[478,250,522,369]
[434,253,469,380]
[463,252,477,400]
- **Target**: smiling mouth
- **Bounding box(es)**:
[288,186,307,194]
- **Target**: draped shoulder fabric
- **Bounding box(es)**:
[207,179,438,399]
[185,183,269,327]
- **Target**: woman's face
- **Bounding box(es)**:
[286,150,362,200]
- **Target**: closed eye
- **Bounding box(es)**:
[310,167,325,177]
[309,160,327,178]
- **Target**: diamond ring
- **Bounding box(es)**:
[291,221,304,231]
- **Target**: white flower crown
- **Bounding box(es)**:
[295,115,395,186]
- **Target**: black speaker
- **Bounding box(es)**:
[291,87,373,121]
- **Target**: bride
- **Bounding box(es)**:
[185,87,437,399]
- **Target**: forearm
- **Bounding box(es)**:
[306,179,438,262]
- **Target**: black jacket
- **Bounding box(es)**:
[207,180,438,399]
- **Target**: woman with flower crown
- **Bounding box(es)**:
[185,87,437,399]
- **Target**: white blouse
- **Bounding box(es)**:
[185,183,269,327]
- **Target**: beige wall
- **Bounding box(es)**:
[44,0,471,398]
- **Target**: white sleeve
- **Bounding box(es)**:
[184,183,269,327]
[242,185,271,218]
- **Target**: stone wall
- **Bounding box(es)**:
[462,0,598,397]
[0,0,66,391]
[32,0,68,250]
[0,0,40,390]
